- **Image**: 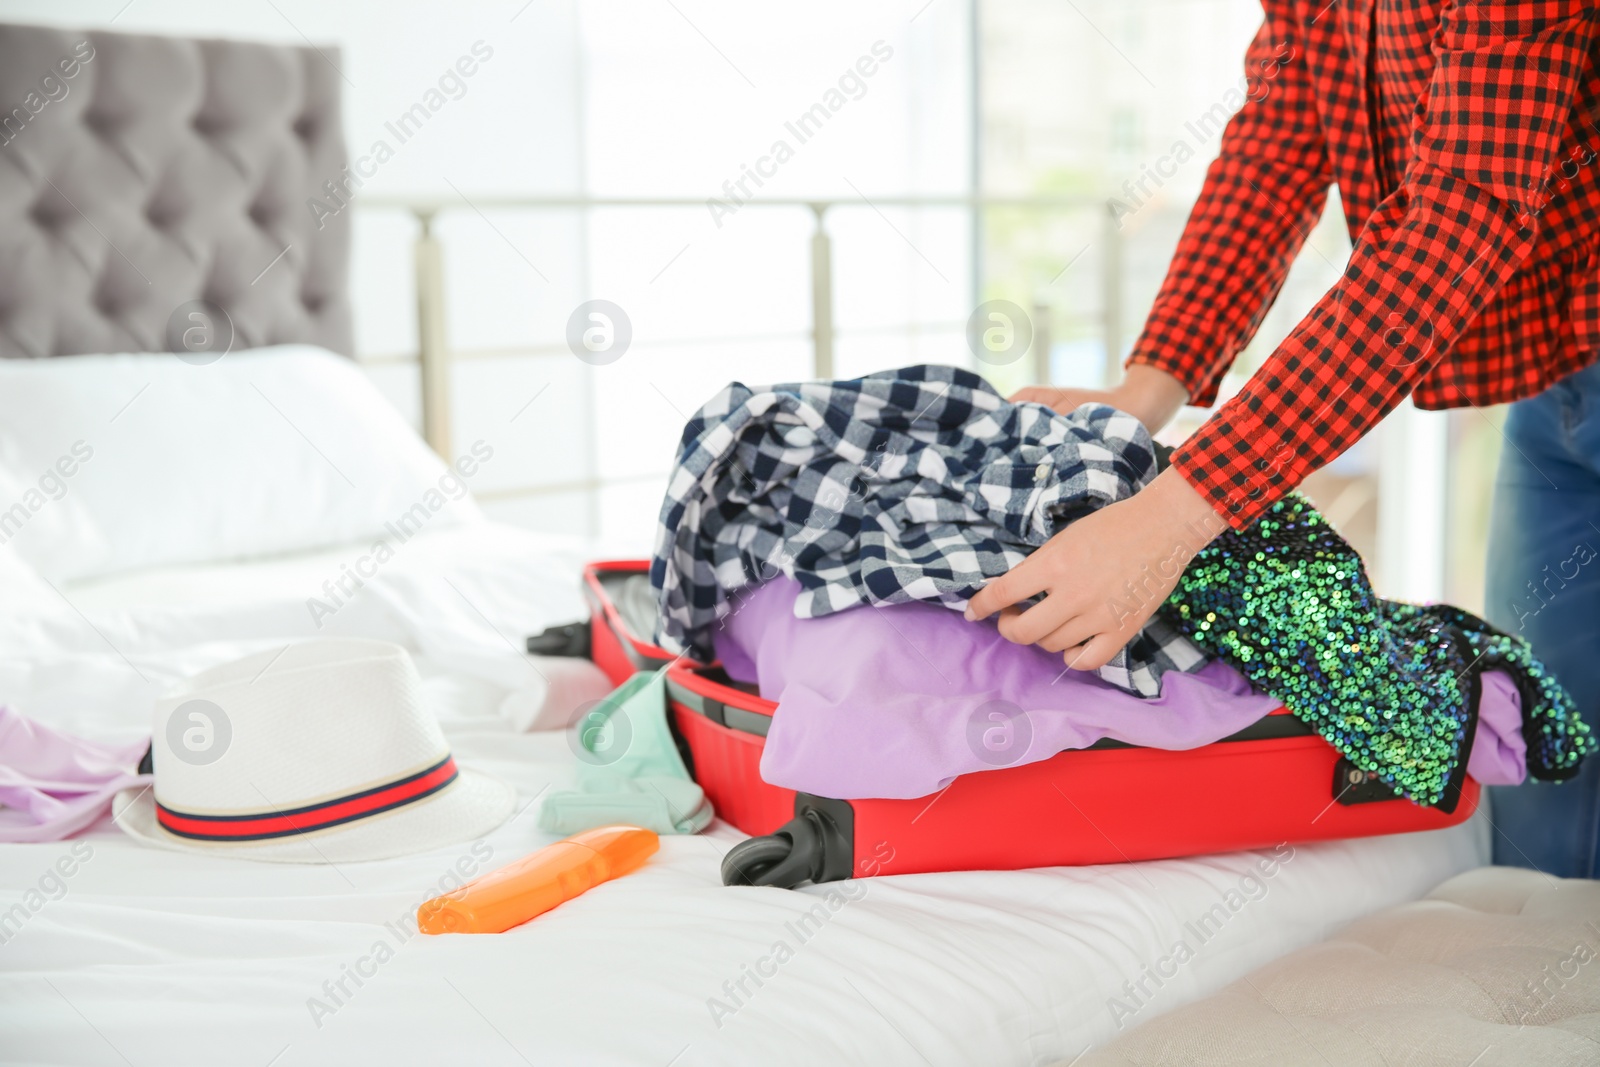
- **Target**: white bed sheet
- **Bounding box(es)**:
[0,521,1489,1066]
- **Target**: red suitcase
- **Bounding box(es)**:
[528,560,1480,888]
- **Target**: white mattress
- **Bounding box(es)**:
[0,521,1489,1066]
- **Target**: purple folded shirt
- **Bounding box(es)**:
[712,577,1529,799]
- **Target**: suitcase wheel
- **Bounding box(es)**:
[721,811,832,889]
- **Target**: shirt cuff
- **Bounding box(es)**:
[1125,306,1229,407]
[1168,403,1302,529]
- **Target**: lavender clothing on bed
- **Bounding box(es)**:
[712,577,1529,799]
[0,706,150,843]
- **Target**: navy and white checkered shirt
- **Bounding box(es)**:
[650,364,1207,696]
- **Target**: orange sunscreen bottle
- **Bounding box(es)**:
[417,825,659,934]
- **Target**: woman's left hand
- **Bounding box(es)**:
[965,467,1227,669]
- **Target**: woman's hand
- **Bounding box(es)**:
[965,466,1226,670]
[1009,365,1190,433]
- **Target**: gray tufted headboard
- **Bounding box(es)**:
[0,21,352,359]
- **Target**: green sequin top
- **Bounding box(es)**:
[1160,494,1595,808]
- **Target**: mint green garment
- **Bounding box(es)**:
[538,668,714,835]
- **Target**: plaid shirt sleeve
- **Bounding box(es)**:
[1146,0,1599,528]
[1124,5,1334,414]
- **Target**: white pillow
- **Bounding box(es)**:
[0,346,485,582]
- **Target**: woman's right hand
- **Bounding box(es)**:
[1008,365,1190,434]
[1009,385,1127,415]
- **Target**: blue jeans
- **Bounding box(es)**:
[1485,360,1600,878]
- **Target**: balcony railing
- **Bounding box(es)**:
[359,194,1124,458]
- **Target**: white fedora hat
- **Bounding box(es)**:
[113,638,514,863]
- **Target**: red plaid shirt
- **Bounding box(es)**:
[1128,0,1600,527]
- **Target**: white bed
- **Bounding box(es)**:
[0,518,1489,1067]
[0,18,1490,1060]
